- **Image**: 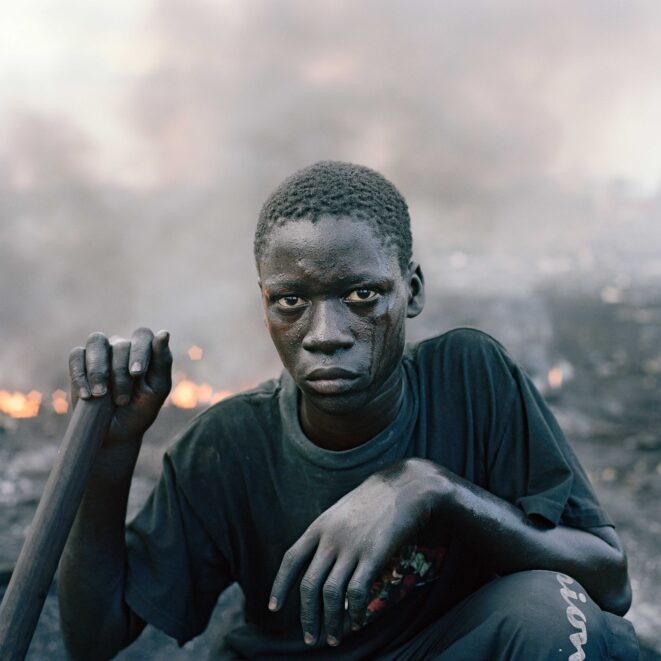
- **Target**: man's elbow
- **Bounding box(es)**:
[60,597,144,660]
[584,526,632,616]
[599,550,632,616]
[605,572,632,616]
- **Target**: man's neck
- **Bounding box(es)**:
[298,370,404,451]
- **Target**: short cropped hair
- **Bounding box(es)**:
[254,161,412,272]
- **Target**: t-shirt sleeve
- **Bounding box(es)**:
[485,353,613,529]
[125,451,233,645]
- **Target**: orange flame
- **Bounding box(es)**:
[547,367,564,389]
[52,389,69,414]
[0,379,233,419]
[0,389,42,418]
[169,379,232,409]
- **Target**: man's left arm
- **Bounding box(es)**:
[421,458,631,614]
[269,457,631,647]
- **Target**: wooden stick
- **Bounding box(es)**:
[0,397,114,661]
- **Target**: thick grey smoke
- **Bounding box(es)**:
[1,0,661,391]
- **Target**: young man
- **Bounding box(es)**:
[59,161,639,659]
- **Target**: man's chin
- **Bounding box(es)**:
[300,386,369,416]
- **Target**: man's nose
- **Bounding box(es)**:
[302,300,354,354]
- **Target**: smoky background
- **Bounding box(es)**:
[1,0,661,656]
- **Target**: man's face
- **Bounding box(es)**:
[258,215,424,415]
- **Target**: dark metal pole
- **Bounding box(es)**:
[0,397,113,660]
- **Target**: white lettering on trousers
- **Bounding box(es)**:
[556,573,588,661]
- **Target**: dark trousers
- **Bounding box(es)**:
[379,570,639,660]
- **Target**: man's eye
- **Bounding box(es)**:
[344,288,378,303]
[275,295,307,309]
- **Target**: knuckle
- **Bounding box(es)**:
[112,374,132,390]
[87,369,109,382]
[281,548,298,568]
[68,347,84,368]
[299,576,319,599]
[111,339,130,352]
[346,585,366,604]
[86,331,108,345]
[150,379,171,397]
[322,582,341,602]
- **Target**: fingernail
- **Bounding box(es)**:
[130,362,142,373]
[327,635,339,646]
[91,384,107,397]
[116,394,130,406]
[79,387,91,399]
[304,633,316,646]
[268,597,278,611]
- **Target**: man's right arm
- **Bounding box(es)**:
[58,328,172,660]
[59,443,146,659]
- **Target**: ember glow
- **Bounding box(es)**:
[0,390,42,418]
[168,378,232,409]
[0,381,233,419]
[548,367,564,390]
[52,389,69,415]
[547,360,575,391]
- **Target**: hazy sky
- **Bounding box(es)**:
[2,0,661,391]
[3,0,661,190]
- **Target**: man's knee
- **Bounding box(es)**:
[384,571,638,660]
[492,571,594,641]
[469,570,630,659]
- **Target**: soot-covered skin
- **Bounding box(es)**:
[258,215,434,646]
[258,214,425,450]
[267,458,446,648]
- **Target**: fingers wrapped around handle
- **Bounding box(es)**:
[68,346,89,405]
[84,332,110,398]
[144,330,172,397]
[109,338,132,406]
[128,327,154,376]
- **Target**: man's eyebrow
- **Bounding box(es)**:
[261,278,307,291]
[262,274,394,290]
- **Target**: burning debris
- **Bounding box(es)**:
[546,359,575,391]
[0,390,42,419]
[51,390,69,415]
[0,345,237,422]
[167,378,232,410]
[187,345,204,361]
[0,380,234,422]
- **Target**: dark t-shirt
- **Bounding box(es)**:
[125,329,612,659]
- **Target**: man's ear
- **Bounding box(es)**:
[406,261,425,318]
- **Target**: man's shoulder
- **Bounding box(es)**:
[407,328,518,408]
[408,327,511,366]
[166,377,281,465]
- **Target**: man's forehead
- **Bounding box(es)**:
[258,217,401,289]
[261,215,395,259]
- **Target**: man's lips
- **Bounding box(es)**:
[305,367,360,381]
[304,367,361,394]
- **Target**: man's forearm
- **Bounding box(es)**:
[413,458,632,615]
[59,443,144,660]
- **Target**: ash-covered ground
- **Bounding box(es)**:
[1,286,660,659]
